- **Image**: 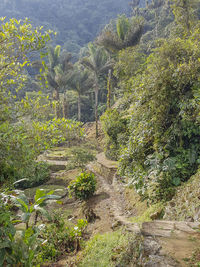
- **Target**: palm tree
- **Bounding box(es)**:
[96,15,143,52]
[46,46,73,118]
[32,45,73,118]
[66,64,92,121]
[81,44,114,137]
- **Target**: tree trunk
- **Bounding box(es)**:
[78,93,81,121]
[107,69,112,109]
[62,93,68,119]
[53,88,60,119]
[95,84,99,138]
[183,0,191,34]
[155,10,158,39]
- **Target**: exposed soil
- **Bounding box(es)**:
[83,122,104,148]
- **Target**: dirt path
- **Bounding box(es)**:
[50,152,199,267]
[38,134,200,266]
[86,163,140,234]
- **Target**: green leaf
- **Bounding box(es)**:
[0,249,6,266]
[43,194,60,200]
[172,177,181,186]
[34,189,46,202]
[21,212,31,223]
[13,178,29,186]
[0,241,10,249]
[15,198,29,212]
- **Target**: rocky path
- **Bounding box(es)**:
[87,153,200,267]
[87,160,140,233]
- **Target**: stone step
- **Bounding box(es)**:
[88,153,118,184]
[42,159,68,172]
[141,220,200,238]
[141,220,200,267]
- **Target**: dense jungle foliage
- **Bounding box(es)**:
[101,0,200,202]
[1,0,200,265]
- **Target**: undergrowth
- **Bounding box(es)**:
[130,202,164,224]
[78,230,143,267]
[78,230,128,267]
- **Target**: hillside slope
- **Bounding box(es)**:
[0,0,131,54]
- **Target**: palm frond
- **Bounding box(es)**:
[54,45,61,59]
[47,46,55,69]
[116,14,130,40]
[97,15,144,52]
[81,57,96,72]
[46,72,58,88]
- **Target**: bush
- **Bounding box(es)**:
[68,172,97,200]
[117,36,200,202]
[0,191,88,265]
[101,108,127,160]
[14,162,50,189]
[0,161,49,189]
[0,200,16,266]
[0,118,84,186]
[0,192,42,266]
[38,215,87,262]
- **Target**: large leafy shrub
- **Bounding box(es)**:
[0,189,87,265]
[117,30,200,201]
[68,171,97,200]
[0,189,55,266]
[101,108,128,160]
[38,214,87,261]
[0,118,84,186]
[0,199,16,266]
[0,18,85,187]
[0,19,48,186]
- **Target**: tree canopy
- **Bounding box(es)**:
[0,0,131,56]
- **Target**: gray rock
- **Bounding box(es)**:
[141,220,200,238]
[194,206,200,221]
[144,255,178,267]
[143,237,161,256]
[111,220,122,230]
